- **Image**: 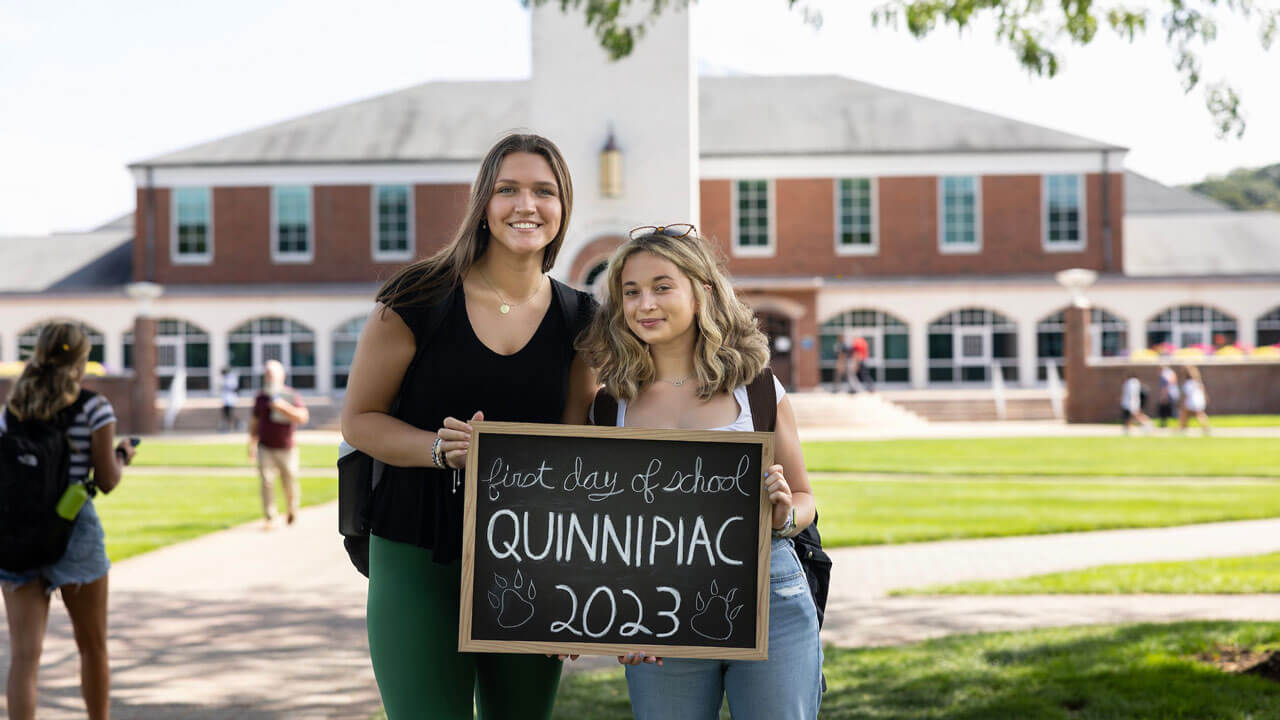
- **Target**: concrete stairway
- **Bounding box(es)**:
[878,389,1059,422]
[788,392,929,430]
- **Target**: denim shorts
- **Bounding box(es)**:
[625,538,824,720]
[0,500,111,595]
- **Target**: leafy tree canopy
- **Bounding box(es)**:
[1189,163,1280,211]
[526,0,1278,138]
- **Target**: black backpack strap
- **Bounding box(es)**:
[746,368,777,432]
[551,278,598,344]
[590,388,619,427]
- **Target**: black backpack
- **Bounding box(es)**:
[589,368,832,629]
[0,397,84,572]
[339,280,588,577]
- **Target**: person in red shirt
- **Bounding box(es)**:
[248,360,309,528]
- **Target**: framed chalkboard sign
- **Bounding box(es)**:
[459,421,774,660]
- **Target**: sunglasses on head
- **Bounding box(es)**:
[629,223,697,241]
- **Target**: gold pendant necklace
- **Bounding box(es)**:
[477,268,543,316]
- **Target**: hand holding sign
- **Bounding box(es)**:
[459,421,773,660]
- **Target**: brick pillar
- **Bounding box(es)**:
[1064,305,1091,423]
[131,315,158,435]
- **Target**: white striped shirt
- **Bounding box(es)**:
[0,391,116,484]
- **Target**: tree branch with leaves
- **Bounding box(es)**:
[531,0,1277,138]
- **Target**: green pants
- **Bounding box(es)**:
[367,533,563,719]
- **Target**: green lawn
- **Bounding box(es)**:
[811,477,1280,547]
[803,437,1280,478]
[133,442,338,469]
[900,552,1280,596]
[95,474,338,561]
[1204,414,1280,428]
[547,623,1280,719]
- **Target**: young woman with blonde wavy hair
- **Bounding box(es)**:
[577,225,822,720]
[1,322,136,720]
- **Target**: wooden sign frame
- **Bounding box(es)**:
[459,420,774,660]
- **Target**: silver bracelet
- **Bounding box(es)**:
[431,436,447,469]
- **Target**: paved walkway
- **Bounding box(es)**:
[4,505,1280,718]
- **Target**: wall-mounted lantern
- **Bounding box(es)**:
[600,127,623,198]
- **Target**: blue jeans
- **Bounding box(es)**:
[625,538,823,720]
[0,500,110,595]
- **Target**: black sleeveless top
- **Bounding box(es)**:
[369,279,595,563]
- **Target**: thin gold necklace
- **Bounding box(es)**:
[477,268,544,315]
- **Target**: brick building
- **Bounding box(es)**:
[4,6,1278,406]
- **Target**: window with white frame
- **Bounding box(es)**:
[1044,174,1084,250]
[939,176,980,251]
[836,178,876,253]
[173,187,212,261]
[1036,308,1127,380]
[273,186,312,261]
[733,180,771,254]
[332,316,365,390]
[1146,305,1237,349]
[927,308,1017,384]
[227,316,316,390]
[374,185,412,260]
[819,309,910,385]
[1258,306,1280,347]
[123,318,211,391]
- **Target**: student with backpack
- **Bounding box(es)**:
[577,225,823,720]
[0,322,136,720]
[340,134,597,719]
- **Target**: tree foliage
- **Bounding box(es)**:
[1189,163,1280,211]
[527,0,1278,138]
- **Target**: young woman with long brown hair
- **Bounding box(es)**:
[340,133,597,718]
[1,322,136,720]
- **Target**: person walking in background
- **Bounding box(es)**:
[1179,365,1211,435]
[219,366,239,432]
[248,359,308,528]
[1156,365,1179,428]
[850,335,872,393]
[1,323,137,720]
[1120,373,1152,435]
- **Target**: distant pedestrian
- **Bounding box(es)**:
[1120,373,1152,434]
[1,322,136,720]
[1156,365,1179,428]
[219,366,239,432]
[248,360,309,528]
[1179,365,1211,435]
[850,335,872,393]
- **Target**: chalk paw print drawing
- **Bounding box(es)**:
[690,580,742,641]
[488,570,536,629]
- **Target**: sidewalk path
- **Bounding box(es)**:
[5,507,1280,718]
[3,503,376,720]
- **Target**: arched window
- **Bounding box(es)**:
[332,316,365,390]
[19,321,106,364]
[927,308,1017,384]
[584,260,609,291]
[819,309,910,386]
[123,318,211,391]
[1257,306,1280,347]
[1146,305,1237,349]
[227,317,316,391]
[1035,307,1127,380]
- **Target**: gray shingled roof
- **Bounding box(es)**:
[0,230,133,294]
[1124,211,1280,276]
[133,75,1120,167]
[1124,171,1229,214]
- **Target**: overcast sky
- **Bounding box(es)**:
[2,0,1277,235]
